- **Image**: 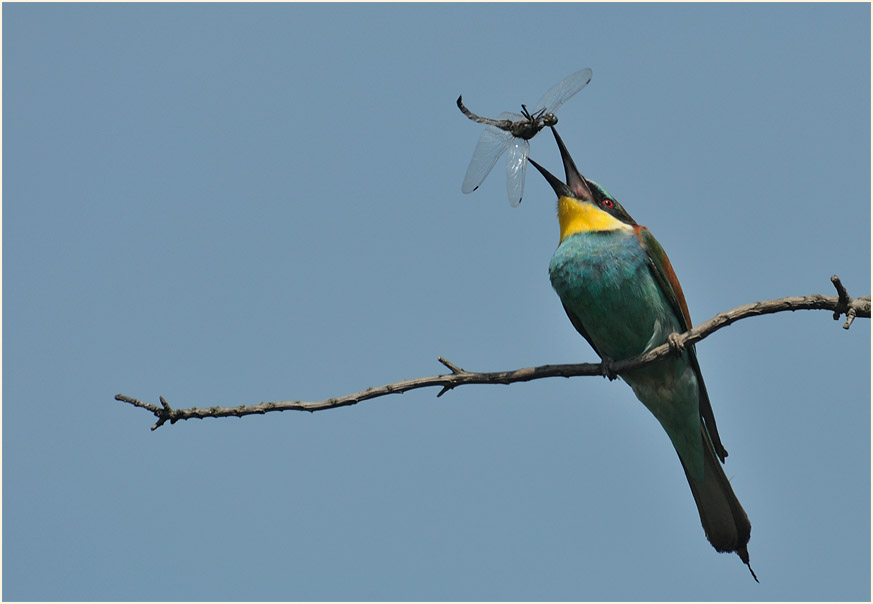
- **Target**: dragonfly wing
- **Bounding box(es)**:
[462,125,513,194]
[531,67,593,114]
[498,111,525,122]
[505,138,530,206]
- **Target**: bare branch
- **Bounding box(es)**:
[115,277,870,430]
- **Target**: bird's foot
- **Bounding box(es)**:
[599,357,619,381]
[667,332,685,355]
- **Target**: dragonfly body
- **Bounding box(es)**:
[456,98,557,140]
[457,67,592,206]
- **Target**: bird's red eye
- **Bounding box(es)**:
[602,198,614,208]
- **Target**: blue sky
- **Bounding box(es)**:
[3,3,870,600]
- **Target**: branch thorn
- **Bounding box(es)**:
[844,308,857,330]
[830,275,856,329]
[438,356,465,374]
[152,396,175,431]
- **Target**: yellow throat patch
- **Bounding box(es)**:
[557,196,631,242]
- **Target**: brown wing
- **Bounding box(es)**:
[637,226,728,462]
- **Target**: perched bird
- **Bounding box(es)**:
[527,128,756,580]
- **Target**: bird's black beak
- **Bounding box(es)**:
[528,127,595,202]
[527,156,574,199]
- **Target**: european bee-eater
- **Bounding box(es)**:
[528,128,756,580]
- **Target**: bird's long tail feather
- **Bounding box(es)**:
[681,428,757,582]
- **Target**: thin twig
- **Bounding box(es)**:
[115,278,870,430]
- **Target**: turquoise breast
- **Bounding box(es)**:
[549,230,680,361]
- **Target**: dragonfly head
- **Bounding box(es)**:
[519,106,557,127]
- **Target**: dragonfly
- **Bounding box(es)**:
[457,67,593,206]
